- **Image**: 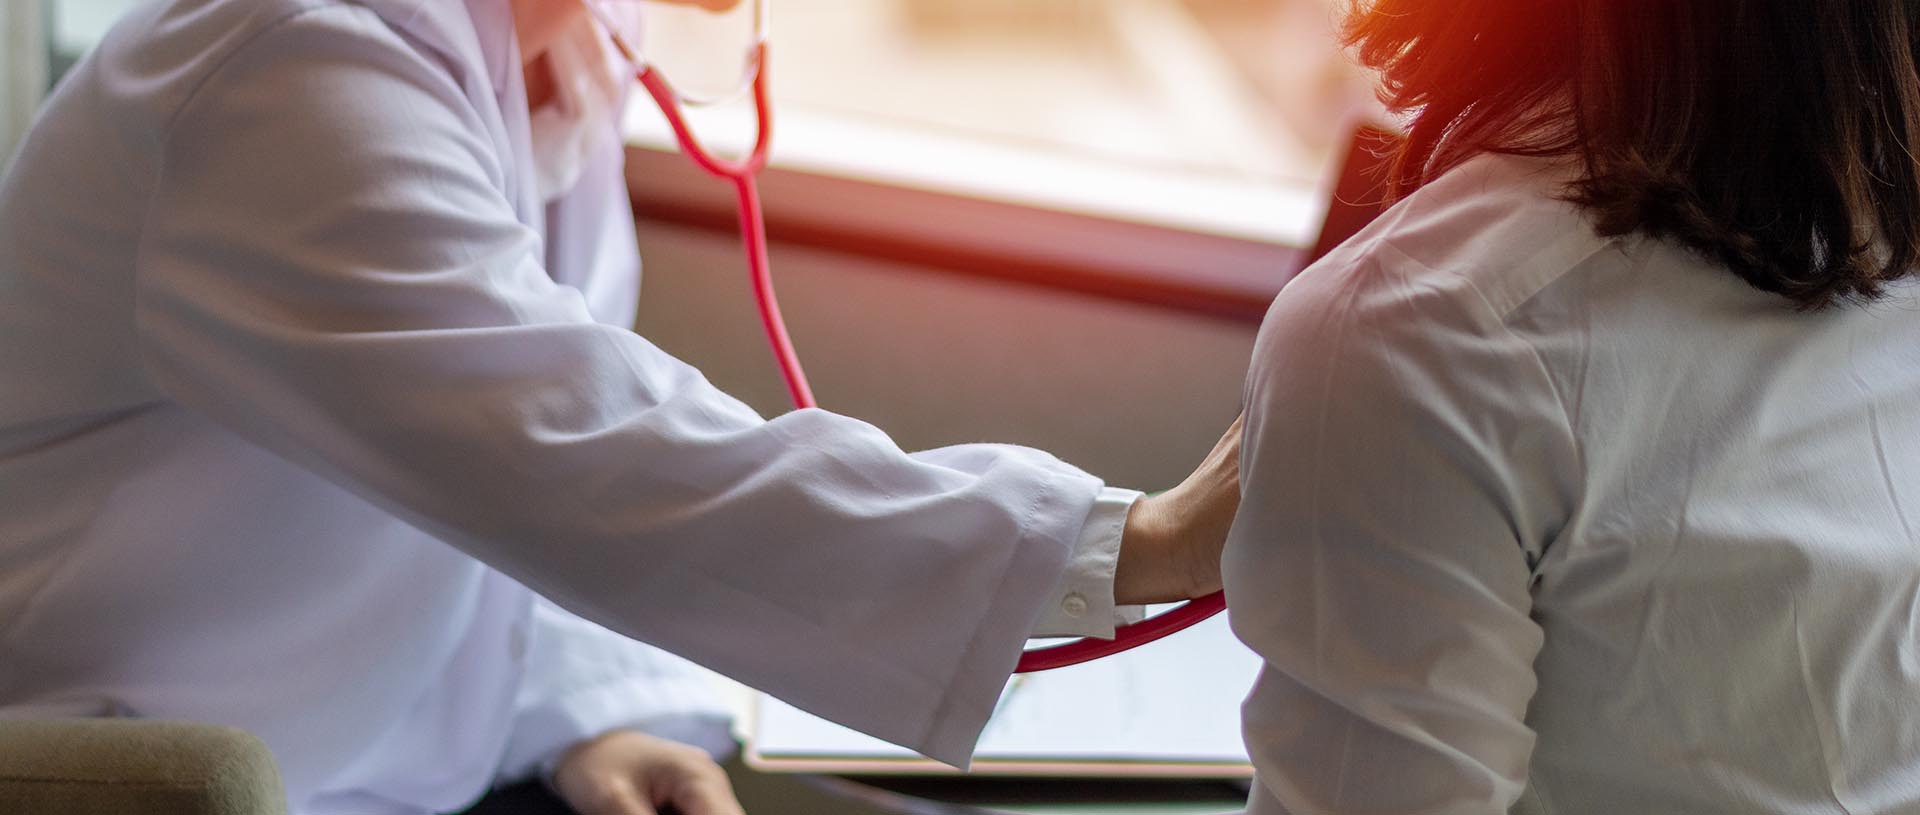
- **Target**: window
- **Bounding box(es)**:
[627,0,1380,247]
[1,1,48,169]
[47,0,140,81]
[24,0,1382,304]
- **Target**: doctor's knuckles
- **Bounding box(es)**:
[552,730,744,815]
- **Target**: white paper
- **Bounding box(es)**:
[752,611,1260,765]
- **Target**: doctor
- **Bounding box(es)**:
[0,1,1242,815]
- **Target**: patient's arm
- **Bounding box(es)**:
[1223,248,1579,814]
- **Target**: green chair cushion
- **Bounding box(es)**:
[0,718,286,815]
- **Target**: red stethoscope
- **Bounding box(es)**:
[587,0,1224,672]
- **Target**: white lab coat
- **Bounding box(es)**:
[0,1,1137,813]
[1227,152,1920,813]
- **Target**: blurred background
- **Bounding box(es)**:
[774,0,1374,207]
[8,0,1377,217]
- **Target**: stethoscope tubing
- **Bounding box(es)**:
[635,47,813,408]
[629,32,1224,673]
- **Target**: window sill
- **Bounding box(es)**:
[624,105,1321,323]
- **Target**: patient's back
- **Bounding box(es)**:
[1227,151,1920,814]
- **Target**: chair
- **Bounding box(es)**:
[0,718,286,815]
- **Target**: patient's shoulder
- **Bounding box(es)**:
[1246,153,1609,437]
[1298,152,1623,321]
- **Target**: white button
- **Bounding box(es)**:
[1061,593,1089,619]
[507,625,528,661]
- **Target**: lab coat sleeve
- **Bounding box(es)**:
[495,597,737,786]
[132,7,1104,767]
[493,491,1137,783]
[1223,244,1580,814]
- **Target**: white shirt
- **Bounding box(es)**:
[1227,152,1920,814]
[0,1,1137,813]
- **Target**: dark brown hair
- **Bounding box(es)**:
[1346,1,1920,308]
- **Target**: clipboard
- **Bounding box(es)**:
[744,612,1259,778]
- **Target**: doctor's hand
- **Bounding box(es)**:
[1113,413,1243,604]
[551,729,745,815]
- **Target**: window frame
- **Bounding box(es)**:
[621,106,1342,323]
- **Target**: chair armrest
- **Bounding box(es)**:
[0,718,286,815]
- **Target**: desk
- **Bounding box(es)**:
[464,756,1246,815]
[804,775,1246,815]
[728,759,1246,815]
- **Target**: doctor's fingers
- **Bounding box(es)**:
[640,753,745,815]
[566,766,742,815]
[552,730,745,815]
[577,782,657,815]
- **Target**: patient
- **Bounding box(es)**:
[1225,1,1920,813]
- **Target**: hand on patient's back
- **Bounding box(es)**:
[1113,413,1243,605]
[551,729,745,815]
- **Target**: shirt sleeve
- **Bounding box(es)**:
[133,7,1115,768]
[1223,243,1580,814]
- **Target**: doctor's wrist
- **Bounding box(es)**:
[1112,414,1241,605]
[1114,496,1216,604]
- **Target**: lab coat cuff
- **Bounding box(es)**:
[916,467,1104,768]
[496,675,738,787]
[1027,486,1145,639]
